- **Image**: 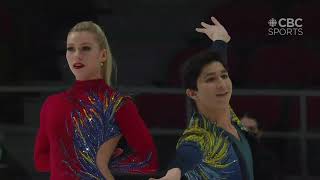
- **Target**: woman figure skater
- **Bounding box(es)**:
[150,17,254,180]
[34,21,158,180]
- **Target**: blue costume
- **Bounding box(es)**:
[171,109,253,180]
[169,41,254,180]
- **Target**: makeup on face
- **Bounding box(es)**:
[66,32,104,80]
[73,62,85,69]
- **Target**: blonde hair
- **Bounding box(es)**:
[68,21,115,86]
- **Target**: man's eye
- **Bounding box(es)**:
[206,77,215,82]
[66,47,74,51]
[221,74,229,79]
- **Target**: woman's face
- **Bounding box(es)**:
[191,61,232,110]
[66,31,106,80]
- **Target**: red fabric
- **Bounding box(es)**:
[115,98,159,169]
[34,79,158,179]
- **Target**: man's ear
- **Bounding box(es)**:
[186,89,197,100]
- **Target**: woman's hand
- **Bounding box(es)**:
[196,17,231,43]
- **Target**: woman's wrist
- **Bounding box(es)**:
[104,168,115,180]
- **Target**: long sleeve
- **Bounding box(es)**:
[115,98,158,167]
[169,142,202,174]
[34,97,50,172]
[209,40,228,64]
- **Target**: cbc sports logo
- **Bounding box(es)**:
[268,18,303,36]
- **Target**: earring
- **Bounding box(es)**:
[100,62,104,67]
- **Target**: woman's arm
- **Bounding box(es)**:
[115,98,159,171]
[34,98,51,172]
[96,135,122,180]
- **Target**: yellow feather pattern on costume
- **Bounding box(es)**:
[177,107,246,179]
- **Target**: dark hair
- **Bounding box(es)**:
[181,50,228,112]
[243,112,262,130]
[181,50,228,90]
